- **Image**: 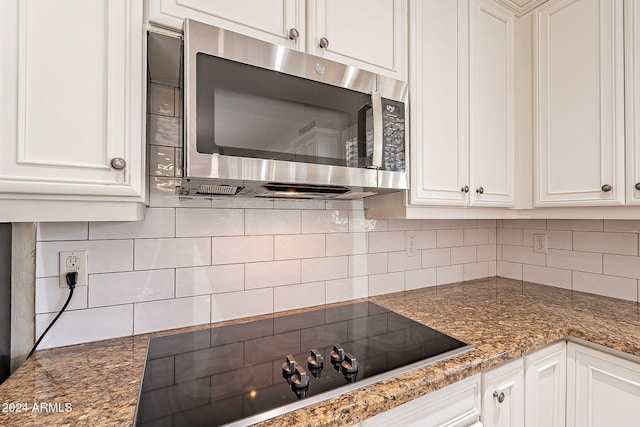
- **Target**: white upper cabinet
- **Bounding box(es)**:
[146,0,306,50]
[0,0,145,222]
[146,0,407,80]
[409,0,515,207]
[626,0,640,205]
[306,0,407,80]
[533,0,625,206]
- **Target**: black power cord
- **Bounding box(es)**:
[27,271,77,359]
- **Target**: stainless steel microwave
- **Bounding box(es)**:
[178,19,408,199]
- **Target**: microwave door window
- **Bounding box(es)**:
[195,53,370,168]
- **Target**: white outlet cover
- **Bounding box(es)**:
[59,250,88,288]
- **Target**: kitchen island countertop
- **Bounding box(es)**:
[1,277,639,426]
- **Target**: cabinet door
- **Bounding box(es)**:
[469,0,516,207]
[0,0,144,202]
[146,0,305,50]
[626,0,640,205]
[361,374,481,427]
[482,357,524,427]
[534,0,625,206]
[306,0,407,80]
[524,341,566,427]
[567,343,640,427]
[409,0,470,206]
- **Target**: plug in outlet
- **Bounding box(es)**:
[406,235,417,257]
[533,234,547,253]
[59,251,88,288]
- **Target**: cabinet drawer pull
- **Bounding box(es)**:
[319,37,330,49]
[601,184,612,192]
[476,187,484,195]
[288,28,299,41]
[493,390,505,403]
[635,183,640,191]
[461,186,469,193]
[111,157,126,170]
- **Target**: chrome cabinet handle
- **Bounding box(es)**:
[493,390,505,403]
[476,187,484,195]
[635,183,640,191]
[461,186,469,193]
[111,157,126,170]
[601,184,613,192]
[288,28,299,40]
[319,37,330,49]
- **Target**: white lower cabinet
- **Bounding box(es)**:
[360,374,481,427]
[482,357,524,427]
[524,341,567,427]
[567,342,640,427]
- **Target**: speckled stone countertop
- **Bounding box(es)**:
[1,277,639,426]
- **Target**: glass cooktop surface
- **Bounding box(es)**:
[135,302,470,426]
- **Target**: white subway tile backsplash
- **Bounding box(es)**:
[89,270,174,307]
[405,268,437,290]
[37,239,133,278]
[274,199,326,210]
[451,246,476,264]
[497,228,523,246]
[274,282,326,312]
[326,277,368,304]
[301,256,348,282]
[149,177,211,208]
[211,236,273,265]
[422,248,451,268]
[464,262,489,281]
[413,230,437,249]
[477,219,497,228]
[463,228,490,246]
[603,220,640,233]
[176,208,244,237]
[497,261,523,280]
[36,305,133,349]
[175,265,244,297]
[523,229,572,250]
[436,229,464,247]
[387,219,421,231]
[211,289,273,322]
[368,231,404,253]
[523,265,572,289]
[546,249,602,274]
[502,245,546,266]
[36,277,88,314]
[349,211,385,232]
[437,265,463,285]
[301,210,349,233]
[134,296,211,334]
[422,219,451,229]
[388,251,422,272]
[135,238,211,270]
[211,198,273,209]
[547,219,603,231]
[245,209,301,235]
[274,234,325,260]
[502,219,547,229]
[451,219,477,229]
[477,244,497,261]
[326,232,368,256]
[348,253,388,277]
[603,254,640,279]
[369,272,404,296]
[37,222,88,242]
[149,145,175,177]
[90,208,175,240]
[573,231,638,256]
[245,260,301,289]
[572,271,637,302]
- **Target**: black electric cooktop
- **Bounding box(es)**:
[134,302,471,426]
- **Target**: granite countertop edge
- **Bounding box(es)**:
[1,277,639,426]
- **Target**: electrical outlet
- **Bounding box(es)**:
[533,234,547,253]
[406,235,417,257]
[59,250,88,288]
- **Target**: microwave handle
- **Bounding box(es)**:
[371,91,383,169]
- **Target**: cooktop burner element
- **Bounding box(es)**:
[134,302,471,426]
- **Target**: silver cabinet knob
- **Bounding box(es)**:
[110,157,126,170]
[461,186,469,193]
[601,184,613,192]
[288,28,299,40]
[635,183,640,191]
[476,187,484,194]
[493,390,505,403]
[319,37,330,49]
